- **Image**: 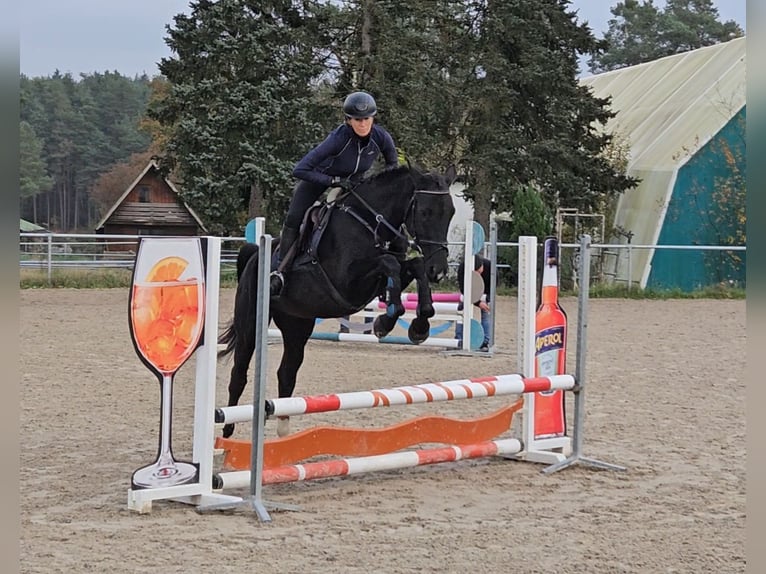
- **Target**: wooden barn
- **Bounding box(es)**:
[95,160,207,250]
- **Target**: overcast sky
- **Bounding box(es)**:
[19,0,746,79]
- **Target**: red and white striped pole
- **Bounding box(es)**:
[214,438,523,489]
[215,374,575,424]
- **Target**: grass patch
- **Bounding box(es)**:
[585,282,745,299]
[431,279,745,300]
[20,269,134,289]
[19,270,745,299]
[20,266,241,289]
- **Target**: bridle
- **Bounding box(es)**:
[340,183,451,263]
[404,189,451,263]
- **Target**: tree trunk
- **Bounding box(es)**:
[73,184,79,232]
[472,194,492,236]
[361,0,373,56]
[248,180,266,226]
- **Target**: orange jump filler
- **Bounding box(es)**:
[533,237,567,438]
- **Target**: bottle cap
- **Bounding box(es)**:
[544,237,558,266]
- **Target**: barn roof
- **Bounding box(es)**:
[95,160,207,232]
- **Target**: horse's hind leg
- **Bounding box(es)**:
[273,314,315,437]
[221,249,260,438]
[222,332,255,438]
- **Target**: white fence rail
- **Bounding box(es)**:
[20,232,745,291]
[20,233,246,283]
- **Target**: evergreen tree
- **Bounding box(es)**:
[150,0,333,235]
[330,0,469,167]
[20,72,152,230]
[19,121,54,224]
[458,0,636,228]
[589,0,743,73]
[510,184,553,240]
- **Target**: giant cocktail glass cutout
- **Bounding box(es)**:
[129,237,205,489]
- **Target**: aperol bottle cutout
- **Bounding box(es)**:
[128,238,206,490]
[533,237,567,439]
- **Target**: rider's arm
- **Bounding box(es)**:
[377,127,399,168]
[292,129,347,186]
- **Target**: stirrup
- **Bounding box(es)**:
[269,271,285,297]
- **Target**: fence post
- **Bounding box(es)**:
[46,235,53,285]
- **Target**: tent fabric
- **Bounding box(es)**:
[20,219,48,232]
[579,37,746,288]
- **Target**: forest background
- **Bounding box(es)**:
[19,0,744,240]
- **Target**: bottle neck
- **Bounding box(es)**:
[540,263,559,305]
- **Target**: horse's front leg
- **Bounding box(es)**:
[273,315,315,437]
[373,254,405,339]
[405,256,434,344]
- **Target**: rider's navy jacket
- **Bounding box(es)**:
[292,123,398,187]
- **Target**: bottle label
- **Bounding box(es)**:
[535,326,564,387]
[534,324,566,438]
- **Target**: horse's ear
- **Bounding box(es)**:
[445,164,458,185]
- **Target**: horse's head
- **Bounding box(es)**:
[408,165,457,282]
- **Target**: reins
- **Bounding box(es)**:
[339,180,450,261]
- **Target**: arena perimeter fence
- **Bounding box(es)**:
[19,231,745,291]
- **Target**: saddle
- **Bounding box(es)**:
[298,187,350,264]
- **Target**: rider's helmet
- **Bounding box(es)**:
[343,91,377,118]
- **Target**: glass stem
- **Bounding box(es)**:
[156,373,176,469]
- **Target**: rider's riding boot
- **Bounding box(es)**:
[269,224,299,297]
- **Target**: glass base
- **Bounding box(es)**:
[132,460,198,489]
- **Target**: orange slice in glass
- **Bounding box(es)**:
[145,256,189,282]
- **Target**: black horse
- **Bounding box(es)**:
[218,164,457,437]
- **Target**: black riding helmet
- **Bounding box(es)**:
[343,91,377,118]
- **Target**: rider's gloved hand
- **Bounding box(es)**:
[330,176,354,191]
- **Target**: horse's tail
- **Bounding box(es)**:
[236,242,259,281]
[218,242,260,359]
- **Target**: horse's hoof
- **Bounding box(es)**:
[222,423,235,439]
[373,315,395,339]
[408,318,430,344]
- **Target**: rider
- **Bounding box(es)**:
[270,91,399,296]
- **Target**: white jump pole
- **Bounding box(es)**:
[486,218,498,350]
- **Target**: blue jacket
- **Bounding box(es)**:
[292,123,398,187]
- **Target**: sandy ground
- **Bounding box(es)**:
[19,288,745,574]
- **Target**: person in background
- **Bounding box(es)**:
[270,90,399,296]
[455,254,492,351]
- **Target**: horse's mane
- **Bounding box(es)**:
[362,164,416,186]
[359,163,439,191]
